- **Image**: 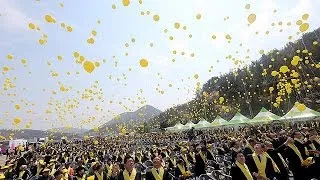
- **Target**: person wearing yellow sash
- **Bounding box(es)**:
[243,139,255,157]
[285,133,312,180]
[89,162,107,180]
[118,156,141,180]
[16,165,30,180]
[206,144,215,161]
[62,168,71,180]
[195,146,207,177]
[36,160,46,176]
[174,157,191,180]
[180,148,190,168]
[246,144,275,180]
[146,156,170,180]
[265,141,289,180]
[231,152,253,180]
[108,162,121,180]
[134,152,143,164]
[305,128,320,157]
[167,152,177,170]
[186,146,196,164]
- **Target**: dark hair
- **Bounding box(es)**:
[291,131,300,138]
[123,156,133,164]
[76,166,84,173]
[54,170,62,177]
[248,138,255,144]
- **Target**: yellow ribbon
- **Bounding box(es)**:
[287,143,305,165]
[151,167,164,180]
[19,171,25,178]
[200,152,206,163]
[94,171,103,180]
[123,168,137,180]
[235,161,253,180]
[309,143,319,157]
[107,164,113,177]
[182,155,190,167]
[189,152,196,163]
[252,153,267,178]
[263,152,280,173]
[177,164,186,174]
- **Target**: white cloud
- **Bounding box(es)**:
[0,0,33,32]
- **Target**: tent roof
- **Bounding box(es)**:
[249,107,280,123]
[229,112,249,124]
[194,119,212,129]
[212,116,229,126]
[279,105,320,120]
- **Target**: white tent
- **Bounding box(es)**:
[249,107,280,124]
[228,112,250,125]
[212,116,229,126]
[183,121,196,129]
[165,122,185,131]
[194,119,212,129]
[279,105,320,121]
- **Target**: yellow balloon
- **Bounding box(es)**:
[66,26,73,32]
[94,140,99,145]
[44,14,56,23]
[219,97,224,103]
[297,103,306,112]
[83,61,95,73]
[87,38,95,44]
[13,117,22,124]
[196,14,202,20]
[302,14,309,20]
[28,23,36,30]
[91,30,97,36]
[122,0,130,6]
[247,13,256,24]
[174,22,180,29]
[279,66,289,73]
[299,23,309,32]
[73,51,80,58]
[271,71,278,76]
[3,66,9,72]
[15,104,21,110]
[153,15,160,22]
[139,59,149,67]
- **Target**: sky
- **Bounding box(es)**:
[0,0,319,130]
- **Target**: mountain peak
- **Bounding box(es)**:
[98,105,162,131]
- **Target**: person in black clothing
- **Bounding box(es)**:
[37,168,54,180]
[117,156,142,180]
[187,127,195,142]
[243,138,255,157]
[231,152,254,180]
[246,143,276,180]
[174,157,191,180]
[265,141,289,180]
[145,156,170,180]
[194,146,206,177]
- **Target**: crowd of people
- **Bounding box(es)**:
[0,120,319,180]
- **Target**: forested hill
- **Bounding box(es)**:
[153,28,320,128]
